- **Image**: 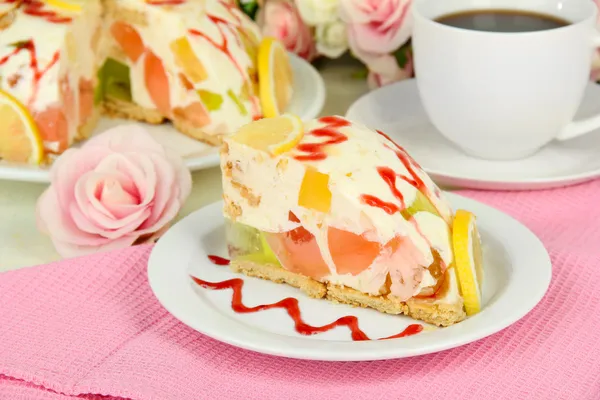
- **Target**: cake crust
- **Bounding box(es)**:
[102,97,165,124]
[231,259,466,327]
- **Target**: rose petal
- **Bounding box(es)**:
[138,151,191,233]
[86,124,166,155]
[52,147,113,214]
[72,172,151,236]
[94,153,149,203]
[70,199,151,240]
[138,154,176,228]
[36,187,109,246]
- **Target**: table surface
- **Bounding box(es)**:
[0,56,369,272]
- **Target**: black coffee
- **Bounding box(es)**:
[435,9,570,32]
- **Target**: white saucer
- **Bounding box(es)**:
[346,79,600,191]
[148,194,551,361]
[0,53,325,183]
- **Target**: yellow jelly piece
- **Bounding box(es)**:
[170,37,208,83]
[298,167,331,213]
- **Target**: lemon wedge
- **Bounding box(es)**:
[452,209,484,316]
[45,0,83,12]
[233,114,304,156]
[0,89,44,164]
[257,37,293,118]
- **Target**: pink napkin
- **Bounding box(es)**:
[1,181,600,400]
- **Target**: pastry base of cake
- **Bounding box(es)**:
[103,97,165,125]
[172,117,223,146]
[231,259,467,327]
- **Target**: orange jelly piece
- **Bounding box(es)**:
[34,106,69,154]
[111,21,144,63]
[144,50,171,117]
[328,228,381,275]
[78,78,94,126]
[173,102,210,128]
[265,212,384,280]
[265,225,330,281]
[298,167,331,213]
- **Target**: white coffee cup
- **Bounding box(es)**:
[412,0,600,160]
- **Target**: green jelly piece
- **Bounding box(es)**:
[197,89,223,111]
[99,58,132,102]
[227,89,248,116]
[402,190,440,220]
[94,70,103,105]
[225,219,280,266]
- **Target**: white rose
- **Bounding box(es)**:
[295,0,339,25]
[315,19,348,59]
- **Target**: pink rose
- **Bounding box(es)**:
[340,0,412,56]
[340,0,412,86]
[366,52,413,89]
[36,125,192,258]
[257,0,317,61]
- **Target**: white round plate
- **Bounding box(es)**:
[346,79,600,191]
[0,53,325,183]
[148,194,551,361]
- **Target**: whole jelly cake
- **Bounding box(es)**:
[0,0,292,164]
[219,114,485,327]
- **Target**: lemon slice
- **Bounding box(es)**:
[0,89,44,164]
[45,0,83,12]
[257,37,293,118]
[452,209,484,316]
[233,114,304,156]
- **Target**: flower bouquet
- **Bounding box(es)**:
[239,0,600,88]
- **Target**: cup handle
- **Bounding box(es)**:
[555,35,600,141]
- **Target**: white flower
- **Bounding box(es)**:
[295,0,339,25]
[315,19,348,58]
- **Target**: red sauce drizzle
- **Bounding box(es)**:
[198,255,423,341]
[360,194,399,215]
[360,129,440,216]
[0,40,60,107]
[293,116,350,161]
[22,0,72,23]
[207,255,231,266]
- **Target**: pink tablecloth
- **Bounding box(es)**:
[1,181,600,400]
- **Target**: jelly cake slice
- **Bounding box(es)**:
[0,0,104,157]
[219,115,486,327]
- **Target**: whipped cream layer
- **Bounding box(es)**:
[221,116,456,301]
[0,0,103,152]
[106,0,263,135]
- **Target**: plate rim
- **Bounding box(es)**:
[147,193,552,361]
[345,79,600,187]
[0,52,325,183]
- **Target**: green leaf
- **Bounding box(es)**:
[237,0,259,19]
[393,43,413,68]
[351,68,368,80]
